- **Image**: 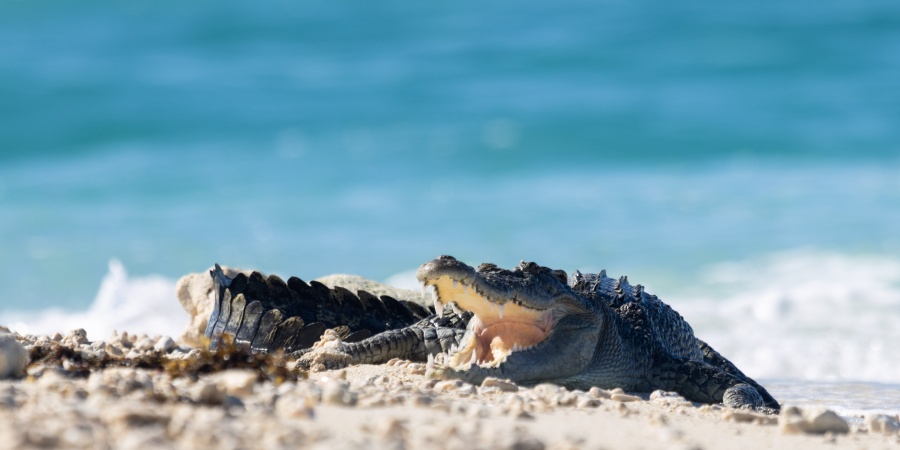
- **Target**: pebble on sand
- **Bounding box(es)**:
[779,406,850,435]
[481,377,519,392]
[865,413,900,435]
[0,332,28,379]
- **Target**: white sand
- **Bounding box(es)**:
[2,332,899,450]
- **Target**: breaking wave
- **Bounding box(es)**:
[1,260,184,341]
[671,250,900,384]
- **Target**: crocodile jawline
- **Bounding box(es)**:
[421,274,554,369]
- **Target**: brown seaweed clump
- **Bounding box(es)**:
[26,334,306,385]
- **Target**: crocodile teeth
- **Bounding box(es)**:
[463,284,469,294]
[433,291,444,316]
[420,282,427,296]
[497,303,504,319]
[452,279,458,289]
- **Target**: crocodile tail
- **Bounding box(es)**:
[205,265,433,353]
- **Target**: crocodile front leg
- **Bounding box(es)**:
[291,318,466,370]
[697,339,780,411]
[335,324,465,364]
[647,356,779,414]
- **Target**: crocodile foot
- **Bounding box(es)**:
[723,384,779,414]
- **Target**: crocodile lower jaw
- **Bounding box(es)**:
[421,275,552,369]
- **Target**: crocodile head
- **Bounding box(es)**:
[416,255,603,385]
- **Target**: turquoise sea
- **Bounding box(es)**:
[2,0,899,415]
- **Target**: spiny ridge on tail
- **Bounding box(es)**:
[205,264,433,353]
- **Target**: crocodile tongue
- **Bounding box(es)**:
[423,275,551,368]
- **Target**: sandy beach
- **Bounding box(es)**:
[1,328,899,450]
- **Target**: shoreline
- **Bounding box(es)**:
[2,330,900,449]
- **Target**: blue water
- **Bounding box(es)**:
[2,0,900,405]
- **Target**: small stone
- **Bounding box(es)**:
[321,380,357,406]
[134,336,155,352]
[481,377,519,392]
[553,392,578,407]
[106,344,124,358]
[210,369,258,397]
[513,410,534,420]
[778,406,807,434]
[407,363,426,375]
[779,406,849,435]
[0,333,28,379]
[275,395,315,419]
[865,414,900,435]
[64,328,89,346]
[588,387,611,399]
[609,387,625,395]
[457,384,476,396]
[408,394,433,407]
[509,436,545,450]
[191,380,226,404]
[435,380,463,392]
[153,336,175,353]
[806,408,850,434]
[51,332,63,341]
[723,408,777,425]
[576,395,601,409]
[418,379,439,390]
[611,393,642,403]
[650,390,683,402]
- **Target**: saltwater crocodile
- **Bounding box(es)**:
[205,256,779,412]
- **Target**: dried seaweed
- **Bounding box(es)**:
[26,335,307,384]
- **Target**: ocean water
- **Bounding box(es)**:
[2,0,899,415]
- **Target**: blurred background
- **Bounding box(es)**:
[1,0,899,388]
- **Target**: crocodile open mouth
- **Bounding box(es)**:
[421,275,553,369]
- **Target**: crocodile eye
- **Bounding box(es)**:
[552,270,568,284]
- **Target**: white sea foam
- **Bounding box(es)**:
[670,250,900,385]
[383,269,422,291]
[1,260,185,341]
